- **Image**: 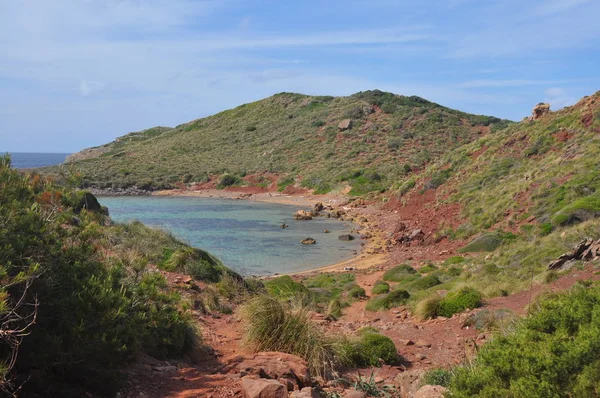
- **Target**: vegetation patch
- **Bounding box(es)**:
[366,289,410,311]
[551,195,600,226]
[458,231,516,253]
[449,284,600,397]
[264,276,308,299]
[371,280,390,295]
[383,264,418,282]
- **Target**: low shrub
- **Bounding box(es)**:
[417,287,483,319]
[366,289,410,311]
[383,264,418,282]
[407,274,441,291]
[449,284,600,397]
[348,285,367,299]
[354,333,398,366]
[439,287,483,318]
[264,276,308,299]
[371,280,390,295]
[418,263,438,274]
[422,368,454,388]
[217,173,242,189]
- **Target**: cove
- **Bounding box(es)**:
[99,196,363,275]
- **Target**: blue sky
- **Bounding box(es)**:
[1,0,599,152]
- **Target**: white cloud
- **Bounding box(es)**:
[78,80,106,97]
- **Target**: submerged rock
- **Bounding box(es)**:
[338,234,355,241]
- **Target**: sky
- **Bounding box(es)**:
[1,0,599,152]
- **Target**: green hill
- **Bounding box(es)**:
[55,90,510,194]
[403,91,600,240]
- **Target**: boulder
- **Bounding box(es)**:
[301,238,317,245]
[338,119,353,131]
[532,103,551,120]
[338,234,355,241]
[548,238,599,270]
[415,385,449,398]
[294,210,314,220]
[393,369,425,397]
[323,229,330,233]
[241,377,287,398]
[314,202,324,212]
[409,229,425,241]
[223,352,311,391]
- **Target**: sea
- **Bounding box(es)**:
[5,152,361,276]
[4,152,70,169]
[100,196,362,276]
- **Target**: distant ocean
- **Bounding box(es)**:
[4,152,70,169]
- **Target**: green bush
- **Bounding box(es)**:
[354,332,398,366]
[366,289,410,311]
[217,173,242,189]
[264,276,308,299]
[418,263,438,274]
[422,368,454,388]
[371,280,390,295]
[443,256,465,266]
[383,264,417,282]
[439,287,483,318]
[0,157,203,395]
[449,284,600,397]
[348,285,367,299]
[407,274,441,291]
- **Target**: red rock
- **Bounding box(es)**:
[241,377,287,398]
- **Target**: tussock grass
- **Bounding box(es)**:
[240,295,350,378]
[366,289,410,311]
[371,280,390,295]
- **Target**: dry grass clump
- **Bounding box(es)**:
[240,295,350,378]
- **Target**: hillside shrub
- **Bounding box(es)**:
[551,195,600,226]
[407,274,441,291]
[366,289,410,311]
[449,284,600,397]
[383,264,418,282]
[0,157,201,395]
[371,280,390,295]
[217,173,242,189]
[348,285,367,299]
[439,287,483,318]
[353,332,399,366]
[264,276,308,299]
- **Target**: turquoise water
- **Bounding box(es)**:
[99,196,362,276]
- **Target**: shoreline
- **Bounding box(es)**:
[104,188,389,278]
[152,188,347,208]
